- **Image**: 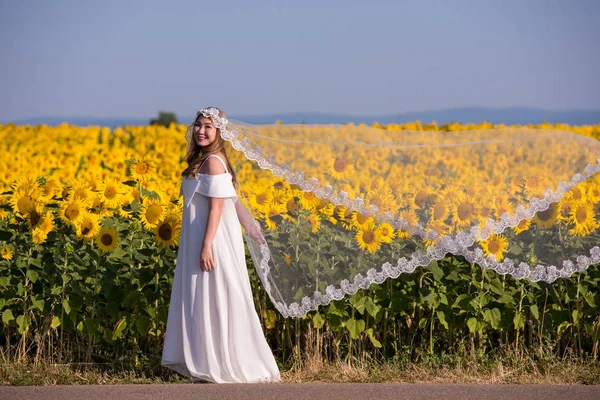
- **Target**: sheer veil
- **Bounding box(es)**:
[197,109,600,318]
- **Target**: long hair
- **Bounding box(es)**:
[181,106,238,188]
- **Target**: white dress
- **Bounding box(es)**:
[161,155,281,384]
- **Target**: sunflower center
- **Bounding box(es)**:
[362,231,375,244]
[135,163,149,174]
[81,223,92,235]
[457,203,474,220]
[488,240,501,253]
[575,207,587,223]
[536,207,555,221]
[66,204,81,220]
[356,214,369,224]
[333,158,349,172]
[304,192,316,201]
[286,199,298,214]
[572,188,582,200]
[17,196,34,213]
[433,202,446,220]
[29,210,41,227]
[104,186,116,199]
[414,190,429,208]
[101,233,113,246]
[146,204,162,224]
[158,223,173,240]
[256,193,267,205]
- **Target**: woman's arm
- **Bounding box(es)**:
[199,157,226,272]
[234,198,265,243]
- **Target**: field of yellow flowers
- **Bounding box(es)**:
[0,121,599,374]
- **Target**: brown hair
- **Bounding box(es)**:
[181,106,238,188]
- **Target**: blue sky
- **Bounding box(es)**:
[1,0,599,121]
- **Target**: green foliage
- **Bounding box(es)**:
[149,111,178,127]
[0,211,599,371]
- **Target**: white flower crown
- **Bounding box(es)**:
[197,107,228,130]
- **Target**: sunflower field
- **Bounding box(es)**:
[0,121,599,376]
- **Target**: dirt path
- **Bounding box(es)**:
[2,383,600,400]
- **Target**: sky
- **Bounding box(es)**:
[1,0,599,122]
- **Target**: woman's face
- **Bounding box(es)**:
[193,116,217,147]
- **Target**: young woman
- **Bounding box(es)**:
[161,106,280,384]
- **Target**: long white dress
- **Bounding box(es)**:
[161,155,281,384]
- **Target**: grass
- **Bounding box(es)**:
[2,353,599,385]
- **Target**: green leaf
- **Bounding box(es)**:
[426,260,444,282]
[112,316,128,340]
[530,304,539,321]
[365,297,381,318]
[26,270,39,283]
[467,317,478,333]
[572,309,582,324]
[16,314,31,334]
[437,310,449,329]
[0,277,9,287]
[346,317,365,339]
[366,328,382,348]
[0,230,13,241]
[263,309,277,330]
[51,316,62,329]
[62,299,71,315]
[32,298,44,312]
[136,316,152,337]
[312,313,325,329]
[2,309,14,325]
[557,320,572,334]
[0,299,5,310]
[513,313,526,330]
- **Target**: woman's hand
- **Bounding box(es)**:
[199,246,214,272]
[247,223,266,244]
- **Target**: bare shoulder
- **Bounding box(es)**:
[200,155,227,175]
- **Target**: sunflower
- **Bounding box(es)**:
[58,197,87,227]
[451,193,479,229]
[1,246,13,260]
[376,222,395,243]
[10,176,40,197]
[327,156,355,180]
[355,228,382,254]
[297,191,320,211]
[25,202,45,230]
[31,228,48,245]
[9,189,37,216]
[96,226,120,253]
[397,209,419,238]
[430,200,449,222]
[479,234,509,262]
[284,197,299,218]
[283,252,292,265]
[351,212,374,230]
[0,196,9,220]
[249,189,272,213]
[40,178,59,202]
[139,198,166,230]
[66,179,95,207]
[270,189,291,207]
[98,178,124,209]
[76,211,101,242]
[131,158,156,182]
[513,218,531,235]
[568,201,598,237]
[336,206,354,230]
[532,202,559,229]
[494,197,513,220]
[154,215,181,247]
[412,186,434,209]
[265,204,285,231]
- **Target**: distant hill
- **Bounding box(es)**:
[6,107,600,128]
